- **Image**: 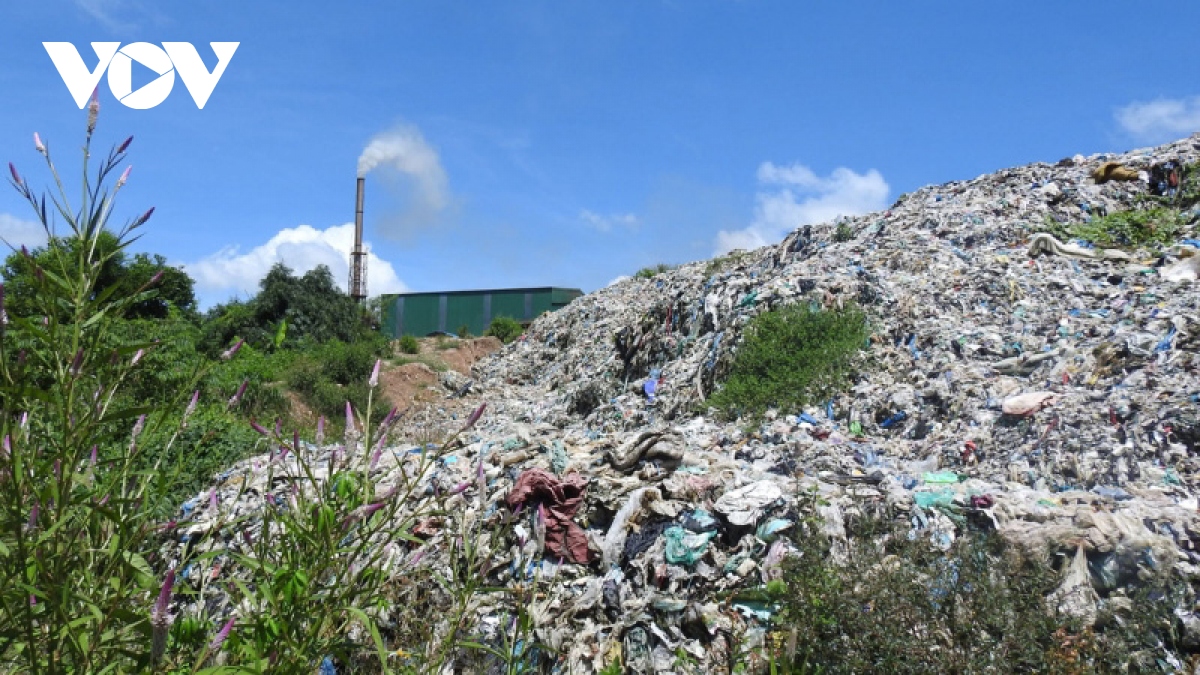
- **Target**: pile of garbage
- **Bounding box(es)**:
[168,134,1200,672]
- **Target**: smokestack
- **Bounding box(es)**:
[349,177,368,302]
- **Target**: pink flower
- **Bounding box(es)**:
[184,390,199,419]
[464,403,487,430]
[209,616,235,652]
[87,88,99,132]
[131,348,144,365]
[33,133,45,154]
[369,359,381,388]
[115,166,132,188]
[220,339,243,361]
[227,378,248,407]
[209,490,218,509]
[152,568,175,626]
[316,416,325,445]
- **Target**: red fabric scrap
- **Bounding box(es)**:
[506,468,592,564]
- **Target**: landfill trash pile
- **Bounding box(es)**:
[166,134,1200,672]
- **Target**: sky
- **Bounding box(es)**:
[1,1,1199,308]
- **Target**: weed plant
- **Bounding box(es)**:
[0,107,540,674]
[709,302,869,420]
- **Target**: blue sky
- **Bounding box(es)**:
[2,1,1199,308]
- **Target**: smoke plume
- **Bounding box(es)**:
[355,125,451,240]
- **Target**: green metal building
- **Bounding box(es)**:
[378,287,583,338]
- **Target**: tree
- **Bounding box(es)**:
[0,231,197,321]
[200,262,376,355]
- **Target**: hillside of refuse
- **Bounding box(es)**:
[171,134,1200,673]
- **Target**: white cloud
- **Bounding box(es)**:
[357,125,451,240]
[714,162,888,255]
[580,209,639,233]
[184,223,408,306]
[1116,96,1200,143]
[606,274,631,287]
[0,213,48,250]
[74,0,137,32]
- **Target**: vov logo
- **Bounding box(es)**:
[43,42,239,110]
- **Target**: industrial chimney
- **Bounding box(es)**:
[348,177,368,302]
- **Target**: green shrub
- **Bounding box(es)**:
[634,263,674,279]
[398,334,420,354]
[833,221,855,242]
[709,302,869,419]
[485,316,524,344]
[456,323,472,338]
[774,500,1187,673]
[1038,207,1187,251]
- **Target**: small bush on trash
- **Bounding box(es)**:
[1038,207,1186,251]
[709,302,869,420]
[634,263,674,279]
[485,316,524,344]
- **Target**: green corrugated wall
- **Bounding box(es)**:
[379,287,582,338]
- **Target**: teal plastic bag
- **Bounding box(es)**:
[664,526,716,566]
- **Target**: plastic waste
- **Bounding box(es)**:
[923,471,959,484]
[663,526,716,566]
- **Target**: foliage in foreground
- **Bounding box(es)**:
[0,109,538,675]
[709,302,869,420]
[773,503,1189,674]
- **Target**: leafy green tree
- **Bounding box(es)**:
[0,230,196,321]
[200,262,377,355]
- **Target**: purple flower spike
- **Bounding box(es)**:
[450,481,469,495]
[316,416,325,445]
[464,403,487,430]
[27,501,38,529]
[344,402,355,431]
[138,207,155,225]
[8,163,21,184]
[369,359,381,388]
[148,271,163,287]
[220,339,243,361]
[250,420,269,436]
[89,444,97,467]
[210,616,236,652]
[152,568,175,624]
[70,348,84,377]
[184,391,199,419]
[228,378,248,408]
[117,135,133,153]
[209,490,218,509]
